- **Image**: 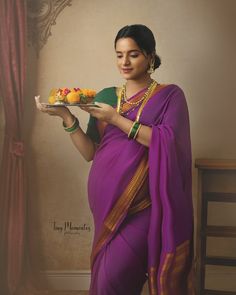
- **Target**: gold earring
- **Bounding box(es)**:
[147,59,155,74]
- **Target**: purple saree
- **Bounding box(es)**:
[87,84,195,295]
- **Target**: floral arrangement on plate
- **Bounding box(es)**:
[48,87,96,105]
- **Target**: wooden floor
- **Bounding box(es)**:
[47,292,88,295]
[45,292,88,295]
[39,281,149,295]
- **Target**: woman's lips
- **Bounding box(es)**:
[122,68,133,73]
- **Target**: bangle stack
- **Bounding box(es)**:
[63,116,80,134]
[128,121,142,140]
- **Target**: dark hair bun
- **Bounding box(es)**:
[154,54,161,69]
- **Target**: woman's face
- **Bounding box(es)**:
[115,37,151,81]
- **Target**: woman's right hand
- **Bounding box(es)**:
[35,96,95,161]
[35,95,73,122]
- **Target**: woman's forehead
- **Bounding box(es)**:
[115,37,140,51]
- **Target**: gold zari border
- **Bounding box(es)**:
[128,196,151,215]
[91,154,149,267]
[149,240,195,295]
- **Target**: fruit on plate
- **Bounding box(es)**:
[48,87,96,105]
[67,91,81,104]
[48,95,56,105]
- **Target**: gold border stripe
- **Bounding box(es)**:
[128,196,151,215]
[148,267,158,295]
[91,154,149,267]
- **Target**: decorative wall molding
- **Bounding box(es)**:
[39,270,91,290]
[27,0,73,55]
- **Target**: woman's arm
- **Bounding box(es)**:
[35,96,96,161]
[62,112,96,161]
[111,113,152,147]
[84,102,152,147]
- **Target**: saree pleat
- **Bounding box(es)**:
[90,207,151,295]
[128,196,151,215]
[91,154,149,268]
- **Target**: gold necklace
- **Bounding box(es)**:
[124,80,154,105]
[116,80,157,114]
[135,80,157,122]
[123,85,147,105]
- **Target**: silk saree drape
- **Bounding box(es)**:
[87,84,195,295]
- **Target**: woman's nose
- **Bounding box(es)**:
[122,56,130,66]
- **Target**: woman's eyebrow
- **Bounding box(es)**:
[115,49,142,53]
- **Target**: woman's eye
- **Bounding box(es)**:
[117,55,123,59]
[130,54,139,58]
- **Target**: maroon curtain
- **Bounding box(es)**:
[0,1,27,294]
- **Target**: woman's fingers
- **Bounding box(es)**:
[35,95,40,102]
[35,95,52,113]
[34,95,73,120]
[80,103,116,123]
[94,102,104,107]
[35,95,41,108]
[80,105,99,114]
[35,95,45,111]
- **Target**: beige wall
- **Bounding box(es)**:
[1,0,236,291]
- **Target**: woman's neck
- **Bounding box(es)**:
[125,76,153,98]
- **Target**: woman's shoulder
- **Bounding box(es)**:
[160,83,186,100]
[161,83,184,93]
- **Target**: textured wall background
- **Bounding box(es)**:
[0,0,235,291]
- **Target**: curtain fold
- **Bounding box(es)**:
[0,1,27,294]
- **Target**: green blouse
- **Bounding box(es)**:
[86,87,117,144]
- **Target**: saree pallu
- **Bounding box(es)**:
[87,84,195,295]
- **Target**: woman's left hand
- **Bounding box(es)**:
[81,102,119,125]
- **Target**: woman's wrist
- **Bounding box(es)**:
[109,111,121,126]
[61,113,75,127]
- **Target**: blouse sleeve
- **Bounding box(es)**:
[86,87,117,144]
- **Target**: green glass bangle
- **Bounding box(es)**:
[128,122,136,138]
[128,121,140,139]
[63,115,76,129]
[133,123,142,139]
[63,117,80,133]
[69,125,80,134]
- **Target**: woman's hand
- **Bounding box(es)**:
[35,95,97,161]
[35,95,73,122]
[81,102,119,125]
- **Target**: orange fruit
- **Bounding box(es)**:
[66,91,81,104]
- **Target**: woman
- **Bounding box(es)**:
[36,24,195,295]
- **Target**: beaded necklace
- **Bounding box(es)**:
[117,80,158,120]
[123,85,148,106]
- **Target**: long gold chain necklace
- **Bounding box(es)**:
[117,80,157,116]
[135,80,157,122]
[123,83,150,105]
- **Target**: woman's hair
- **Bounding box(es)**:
[114,24,161,69]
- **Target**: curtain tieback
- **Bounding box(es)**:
[10,140,24,157]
